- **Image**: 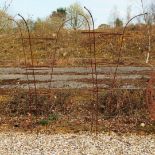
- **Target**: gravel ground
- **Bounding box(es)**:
[0,132,155,155]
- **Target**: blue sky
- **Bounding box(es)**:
[0,0,153,27]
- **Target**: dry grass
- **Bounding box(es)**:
[1,25,155,67]
[0,89,154,134]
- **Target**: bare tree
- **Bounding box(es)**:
[0,9,13,31]
[147,3,155,24]
[66,2,90,30]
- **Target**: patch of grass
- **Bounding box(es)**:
[38,119,49,126]
[38,113,59,126]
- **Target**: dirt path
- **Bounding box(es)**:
[0,67,154,89]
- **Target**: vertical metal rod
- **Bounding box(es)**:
[78,13,95,132]
[8,17,33,109]
[48,16,95,132]
[112,13,147,88]
[84,7,99,134]
[18,14,38,106]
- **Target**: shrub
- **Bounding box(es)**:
[99,90,146,117]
